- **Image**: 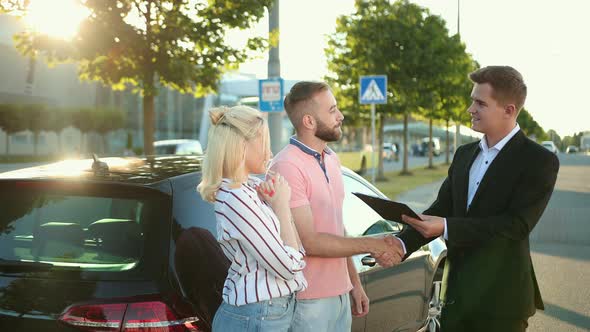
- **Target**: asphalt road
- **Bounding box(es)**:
[528,153,590,332]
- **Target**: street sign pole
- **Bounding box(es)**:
[267,0,282,155]
[371,103,376,184]
[359,75,387,184]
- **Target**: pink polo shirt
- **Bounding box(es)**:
[269,137,352,300]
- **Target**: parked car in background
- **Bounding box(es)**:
[581,133,590,152]
[0,156,446,332]
[565,145,579,154]
[541,141,559,154]
[382,142,398,162]
[417,137,441,157]
[154,139,203,155]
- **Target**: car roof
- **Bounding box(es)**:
[154,139,200,146]
[0,156,374,193]
[0,155,203,185]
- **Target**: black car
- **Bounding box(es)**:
[0,155,446,332]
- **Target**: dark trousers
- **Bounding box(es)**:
[441,309,529,332]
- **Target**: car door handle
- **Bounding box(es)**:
[361,255,376,267]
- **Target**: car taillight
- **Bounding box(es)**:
[59,301,202,331]
[123,301,199,332]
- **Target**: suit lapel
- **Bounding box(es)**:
[456,143,481,216]
[468,131,526,210]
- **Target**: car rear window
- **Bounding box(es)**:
[0,181,166,272]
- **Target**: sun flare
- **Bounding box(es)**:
[23,0,89,40]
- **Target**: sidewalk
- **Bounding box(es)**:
[394,178,444,213]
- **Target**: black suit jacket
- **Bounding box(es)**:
[399,130,559,320]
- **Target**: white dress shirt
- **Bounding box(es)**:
[443,124,521,239]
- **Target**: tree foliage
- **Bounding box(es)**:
[4,0,273,154]
[0,104,27,154]
[0,103,126,155]
[518,108,547,141]
[325,0,473,175]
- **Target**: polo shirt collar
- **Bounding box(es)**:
[289,136,333,157]
[289,136,332,183]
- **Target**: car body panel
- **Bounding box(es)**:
[0,156,446,332]
[341,169,446,332]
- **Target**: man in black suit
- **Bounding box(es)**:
[399,66,559,332]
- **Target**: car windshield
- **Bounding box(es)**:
[155,145,177,155]
[0,184,159,272]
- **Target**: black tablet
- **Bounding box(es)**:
[352,192,423,225]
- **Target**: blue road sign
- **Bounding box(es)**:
[259,78,284,112]
[359,75,387,104]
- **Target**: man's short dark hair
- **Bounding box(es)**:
[469,66,527,112]
[283,81,330,128]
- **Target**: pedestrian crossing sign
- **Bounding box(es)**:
[359,75,387,104]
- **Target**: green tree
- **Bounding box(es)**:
[413,16,466,169]
[21,103,48,156]
[0,104,27,155]
[71,108,96,155]
[45,107,73,154]
[326,0,472,177]
[546,129,562,149]
[95,108,126,154]
[4,0,273,155]
[437,56,478,165]
[560,132,585,150]
[518,108,547,141]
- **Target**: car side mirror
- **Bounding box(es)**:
[361,255,376,267]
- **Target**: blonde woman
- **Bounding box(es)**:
[198,105,307,332]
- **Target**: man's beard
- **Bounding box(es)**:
[315,117,342,142]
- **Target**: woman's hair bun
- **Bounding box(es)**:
[209,107,230,125]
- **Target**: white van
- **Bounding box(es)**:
[154,139,203,155]
[420,137,441,156]
[541,141,559,154]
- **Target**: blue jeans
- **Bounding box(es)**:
[290,293,352,332]
[212,293,297,332]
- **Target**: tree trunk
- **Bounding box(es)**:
[102,134,108,155]
[455,123,461,151]
[376,113,387,181]
[57,131,62,155]
[114,90,123,109]
[143,93,155,156]
[5,134,10,155]
[80,133,85,156]
[401,113,411,175]
[445,119,451,165]
[175,92,183,137]
[33,132,39,156]
[428,118,434,169]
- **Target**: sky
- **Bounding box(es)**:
[230,0,590,137]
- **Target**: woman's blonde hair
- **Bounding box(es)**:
[197,105,269,202]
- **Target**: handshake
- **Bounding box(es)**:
[370,235,405,267]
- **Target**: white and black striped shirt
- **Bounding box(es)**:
[214,177,307,306]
